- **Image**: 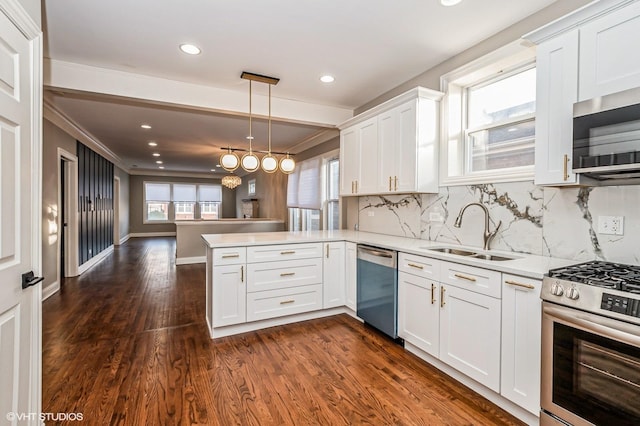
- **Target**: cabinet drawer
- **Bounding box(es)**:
[247,243,322,263]
[213,247,246,265]
[247,284,323,322]
[398,252,440,281]
[440,261,501,298]
[247,258,323,293]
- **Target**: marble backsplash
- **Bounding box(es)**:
[357,182,640,264]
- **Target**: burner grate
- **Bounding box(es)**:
[548,260,640,293]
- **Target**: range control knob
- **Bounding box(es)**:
[566,286,580,300]
[551,282,564,297]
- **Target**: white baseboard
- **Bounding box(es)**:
[119,233,131,245]
[176,256,206,265]
[130,232,176,238]
[78,246,114,275]
[42,281,60,301]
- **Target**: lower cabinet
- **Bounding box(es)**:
[345,242,357,311]
[212,263,246,327]
[323,242,346,309]
[398,271,439,357]
[501,274,542,415]
[247,283,323,322]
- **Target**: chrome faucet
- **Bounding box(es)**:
[453,202,502,251]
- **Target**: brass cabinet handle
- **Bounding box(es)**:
[563,154,569,181]
[222,254,240,259]
[280,299,295,305]
[240,265,244,282]
[454,273,477,282]
[394,176,398,191]
[407,263,424,270]
[326,243,329,258]
[505,280,535,290]
[431,283,436,305]
[389,176,392,191]
[440,286,445,308]
[355,180,358,193]
[280,272,295,277]
[280,250,296,255]
[352,181,355,194]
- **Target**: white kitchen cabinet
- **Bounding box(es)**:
[439,283,502,392]
[345,242,357,311]
[339,87,442,196]
[398,271,439,358]
[579,1,640,101]
[501,274,542,415]
[247,258,323,293]
[323,242,346,309]
[247,283,323,322]
[533,29,580,186]
[212,263,246,327]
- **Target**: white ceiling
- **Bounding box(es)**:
[42,0,560,175]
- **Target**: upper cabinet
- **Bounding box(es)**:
[525,0,640,186]
[339,87,443,196]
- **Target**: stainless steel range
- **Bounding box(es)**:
[541,261,640,426]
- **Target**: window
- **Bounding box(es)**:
[441,43,536,184]
[143,182,222,222]
[287,150,339,231]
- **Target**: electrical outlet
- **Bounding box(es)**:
[429,212,444,222]
[598,216,624,235]
[367,211,375,217]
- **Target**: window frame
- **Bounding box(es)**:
[143,181,223,223]
[440,42,537,186]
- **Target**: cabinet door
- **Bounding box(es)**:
[378,108,397,193]
[212,264,246,327]
[340,126,359,195]
[395,100,418,193]
[579,1,640,100]
[398,272,439,357]
[357,117,379,195]
[345,242,357,311]
[323,242,346,308]
[501,275,542,415]
[534,30,580,186]
[439,284,501,392]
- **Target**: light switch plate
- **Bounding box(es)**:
[367,211,375,217]
[597,216,624,235]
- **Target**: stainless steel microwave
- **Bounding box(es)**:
[573,86,640,182]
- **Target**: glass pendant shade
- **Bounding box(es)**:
[261,154,278,173]
[220,150,239,171]
[279,154,295,174]
[221,175,242,189]
[241,152,259,172]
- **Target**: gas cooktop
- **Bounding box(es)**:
[548,260,640,294]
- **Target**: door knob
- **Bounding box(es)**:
[22,271,44,289]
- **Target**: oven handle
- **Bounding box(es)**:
[544,304,640,347]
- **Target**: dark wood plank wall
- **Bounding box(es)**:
[77,141,114,264]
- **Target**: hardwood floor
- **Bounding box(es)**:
[43,237,524,425]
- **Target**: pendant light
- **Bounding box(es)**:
[261,84,278,173]
[221,174,242,189]
[279,153,295,174]
[241,79,260,172]
[220,146,239,172]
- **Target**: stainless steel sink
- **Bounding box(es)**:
[422,247,518,261]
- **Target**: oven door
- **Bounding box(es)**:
[542,302,640,426]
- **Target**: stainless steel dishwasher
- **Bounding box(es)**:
[357,244,398,339]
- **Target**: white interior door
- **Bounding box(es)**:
[0,2,42,424]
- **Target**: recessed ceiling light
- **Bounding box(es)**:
[440,0,462,6]
[141,124,152,129]
[180,44,201,55]
[159,166,165,169]
[156,160,163,164]
[152,153,160,157]
[211,169,215,172]
[320,75,335,83]
[216,164,221,167]
[148,141,157,147]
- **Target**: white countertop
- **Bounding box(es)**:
[201,230,578,280]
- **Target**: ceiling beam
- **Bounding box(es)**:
[44,59,353,127]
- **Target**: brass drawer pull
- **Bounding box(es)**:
[326,243,329,258]
[505,280,535,290]
[280,250,296,255]
[352,181,355,194]
[431,283,436,305]
[240,266,244,282]
[454,273,477,282]
[280,272,295,277]
[394,176,398,191]
[440,286,445,308]
[389,176,392,191]
[222,254,240,258]
[407,263,424,270]
[280,299,295,305]
[563,154,569,181]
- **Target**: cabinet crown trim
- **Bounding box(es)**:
[338,86,443,130]
[523,0,636,44]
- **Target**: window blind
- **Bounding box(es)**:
[199,185,222,202]
[173,184,197,202]
[287,156,322,210]
[145,183,171,201]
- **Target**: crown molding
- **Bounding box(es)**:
[128,169,223,179]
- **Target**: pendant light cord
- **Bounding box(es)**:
[248,80,253,152]
[268,84,272,154]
